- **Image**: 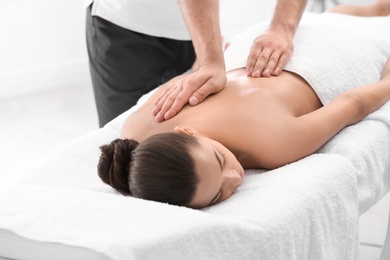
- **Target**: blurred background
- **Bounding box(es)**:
[0,0,387,259]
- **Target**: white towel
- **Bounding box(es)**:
[318,103,390,214]
[204,154,360,260]
[224,12,390,104]
[0,154,359,260]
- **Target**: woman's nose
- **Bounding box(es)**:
[226,170,241,189]
[219,170,242,202]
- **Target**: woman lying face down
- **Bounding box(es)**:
[99,128,244,208]
[98,1,390,208]
[98,55,390,208]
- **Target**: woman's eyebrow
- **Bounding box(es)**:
[213,149,223,171]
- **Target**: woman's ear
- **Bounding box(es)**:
[174,126,199,136]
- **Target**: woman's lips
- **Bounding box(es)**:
[238,166,245,179]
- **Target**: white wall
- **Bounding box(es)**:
[0,0,376,100]
[221,0,376,36]
[0,0,90,99]
[221,0,375,40]
[220,0,277,39]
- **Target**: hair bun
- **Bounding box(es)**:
[98,138,139,195]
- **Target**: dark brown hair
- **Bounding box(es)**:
[98,133,199,206]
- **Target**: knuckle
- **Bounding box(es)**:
[168,107,178,116]
[182,77,196,87]
[268,57,278,64]
[254,37,265,45]
[258,55,268,62]
[253,40,260,47]
[279,56,288,64]
[284,47,293,56]
[165,95,176,104]
[173,84,182,92]
[157,97,167,107]
[274,43,284,50]
[174,95,187,104]
[196,89,207,97]
[249,53,258,60]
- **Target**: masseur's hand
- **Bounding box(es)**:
[246,28,294,78]
[152,62,226,122]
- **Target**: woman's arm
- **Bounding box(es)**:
[271,58,390,168]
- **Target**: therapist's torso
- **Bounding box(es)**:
[84,0,225,40]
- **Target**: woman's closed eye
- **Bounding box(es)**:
[221,154,226,167]
[213,149,225,171]
[209,190,222,206]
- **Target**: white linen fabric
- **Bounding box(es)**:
[224,12,390,104]
[0,155,360,260]
[0,12,390,260]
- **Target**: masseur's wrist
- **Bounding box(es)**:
[197,34,224,65]
[196,47,226,72]
[270,19,296,34]
[269,0,307,39]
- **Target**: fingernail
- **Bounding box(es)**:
[164,111,171,120]
[263,69,270,77]
[152,106,158,116]
[247,69,253,76]
[155,113,163,122]
[253,70,260,78]
[189,96,199,105]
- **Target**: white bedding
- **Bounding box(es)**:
[0,12,390,260]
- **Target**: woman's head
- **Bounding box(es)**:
[98,127,244,208]
[98,132,199,206]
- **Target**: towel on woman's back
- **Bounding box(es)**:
[225,12,390,104]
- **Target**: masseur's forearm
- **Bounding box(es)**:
[270,0,308,35]
[177,0,225,68]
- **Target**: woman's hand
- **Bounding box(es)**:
[246,28,294,78]
[152,62,226,122]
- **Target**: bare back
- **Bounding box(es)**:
[121,68,322,169]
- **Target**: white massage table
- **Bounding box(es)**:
[0,94,389,260]
[1,13,390,260]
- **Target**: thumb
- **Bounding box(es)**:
[189,95,200,106]
[189,84,211,106]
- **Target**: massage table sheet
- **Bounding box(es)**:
[1,12,390,260]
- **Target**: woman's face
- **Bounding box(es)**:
[188,136,244,208]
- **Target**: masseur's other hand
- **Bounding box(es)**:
[152,63,227,122]
[246,28,294,78]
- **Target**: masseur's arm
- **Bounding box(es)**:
[247,0,307,78]
[153,0,226,123]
